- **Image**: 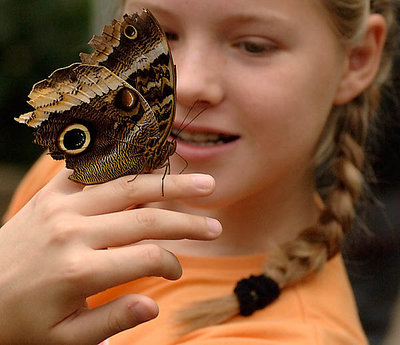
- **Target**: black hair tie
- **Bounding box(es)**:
[234,274,280,316]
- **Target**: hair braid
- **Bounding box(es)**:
[263,117,368,287]
[265,0,398,296]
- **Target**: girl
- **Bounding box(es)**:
[1,0,397,344]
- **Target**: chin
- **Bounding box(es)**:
[178,182,247,212]
[178,196,230,212]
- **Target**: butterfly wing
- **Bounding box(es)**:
[16,9,176,184]
[80,9,176,148]
[16,63,160,184]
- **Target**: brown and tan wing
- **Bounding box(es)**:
[80,9,176,146]
[15,63,123,128]
[16,63,161,184]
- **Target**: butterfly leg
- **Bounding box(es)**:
[160,159,172,197]
[174,151,189,174]
[127,162,147,183]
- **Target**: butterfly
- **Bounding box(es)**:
[15,9,177,187]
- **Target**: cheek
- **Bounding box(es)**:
[232,67,342,176]
[240,59,341,140]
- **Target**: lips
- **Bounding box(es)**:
[171,128,239,146]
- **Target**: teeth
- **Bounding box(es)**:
[171,128,238,146]
[178,130,220,143]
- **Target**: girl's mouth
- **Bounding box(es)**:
[171,128,240,146]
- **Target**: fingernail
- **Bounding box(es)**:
[207,218,222,235]
[191,174,214,190]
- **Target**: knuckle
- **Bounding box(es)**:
[32,189,64,219]
[142,244,164,272]
[113,175,139,200]
[164,175,184,195]
[134,209,157,230]
[49,219,81,246]
[169,175,181,189]
[32,187,54,205]
[106,306,131,335]
[59,254,89,284]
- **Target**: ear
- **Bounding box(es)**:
[334,14,387,105]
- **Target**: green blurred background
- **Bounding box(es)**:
[0,0,120,216]
[0,0,90,215]
[0,0,89,165]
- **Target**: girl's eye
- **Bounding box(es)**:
[234,39,277,56]
[164,31,179,41]
[242,42,266,53]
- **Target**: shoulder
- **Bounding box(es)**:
[179,256,367,345]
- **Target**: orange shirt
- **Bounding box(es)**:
[4,154,368,345]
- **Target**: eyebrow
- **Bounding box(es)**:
[219,11,294,31]
[124,2,173,17]
[124,2,294,36]
[126,2,289,22]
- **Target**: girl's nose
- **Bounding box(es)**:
[175,44,225,109]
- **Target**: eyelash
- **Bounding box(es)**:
[234,40,277,56]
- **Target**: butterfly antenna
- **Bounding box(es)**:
[174,107,208,140]
[173,102,209,140]
[169,101,207,174]
[173,100,199,134]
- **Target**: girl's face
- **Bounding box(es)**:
[124,0,348,209]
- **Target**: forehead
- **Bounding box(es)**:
[123,0,328,23]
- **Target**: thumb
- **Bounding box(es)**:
[54,295,159,345]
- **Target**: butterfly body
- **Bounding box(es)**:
[16,9,176,185]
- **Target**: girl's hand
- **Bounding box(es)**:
[0,169,220,345]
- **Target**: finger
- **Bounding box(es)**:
[83,208,222,249]
[45,168,84,195]
[69,173,215,215]
[54,295,158,345]
[85,244,182,295]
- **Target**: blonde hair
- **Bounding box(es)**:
[116,0,398,333]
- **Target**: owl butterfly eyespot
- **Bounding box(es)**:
[58,123,91,154]
[15,9,177,191]
[115,88,140,113]
[124,25,138,39]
